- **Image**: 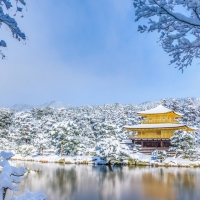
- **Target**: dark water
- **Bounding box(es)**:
[5,161,200,200]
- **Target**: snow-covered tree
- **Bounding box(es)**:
[0,138,15,151]
[170,130,198,157]
[51,121,82,156]
[0,0,26,58]
[152,149,167,162]
[0,151,46,200]
[0,109,14,151]
[183,98,199,125]
[95,136,131,164]
[33,133,51,155]
[9,111,40,155]
[0,108,13,139]
[162,99,168,108]
[169,99,181,113]
[11,112,37,145]
[134,0,200,70]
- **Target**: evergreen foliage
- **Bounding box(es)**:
[0,98,200,159]
[170,130,198,158]
[182,98,199,125]
[169,99,182,113]
[152,149,167,163]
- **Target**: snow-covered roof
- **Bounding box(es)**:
[124,123,197,130]
[137,105,183,116]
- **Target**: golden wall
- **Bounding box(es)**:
[141,113,180,124]
[137,129,180,139]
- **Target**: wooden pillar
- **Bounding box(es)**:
[161,140,163,148]
[141,140,144,147]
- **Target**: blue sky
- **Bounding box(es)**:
[0,0,200,107]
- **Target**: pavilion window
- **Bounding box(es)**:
[162,117,166,122]
[157,131,161,135]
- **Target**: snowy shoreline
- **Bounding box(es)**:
[10,153,200,168]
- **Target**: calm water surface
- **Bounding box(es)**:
[5,161,200,200]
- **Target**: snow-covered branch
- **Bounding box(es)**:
[0,0,26,58]
[134,0,200,70]
[0,151,46,200]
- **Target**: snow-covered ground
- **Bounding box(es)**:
[10,152,200,168]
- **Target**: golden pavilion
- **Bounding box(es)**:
[124,104,196,150]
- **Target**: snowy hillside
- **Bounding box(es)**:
[0,98,200,158]
[11,104,34,111]
[9,101,71,111]
[139,98,200,110]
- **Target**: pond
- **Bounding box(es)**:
[5,161,200,200]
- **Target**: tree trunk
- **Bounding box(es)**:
[60,145,63,157]
[0,188,7,200]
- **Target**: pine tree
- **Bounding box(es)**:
[169,99,181,113]
[183,98,199,126]
[162,99,168,108]
[170,130,198,158]
[152,150,167,163]
[33,133,51,155]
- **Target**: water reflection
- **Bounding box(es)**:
[5,162,200,200]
